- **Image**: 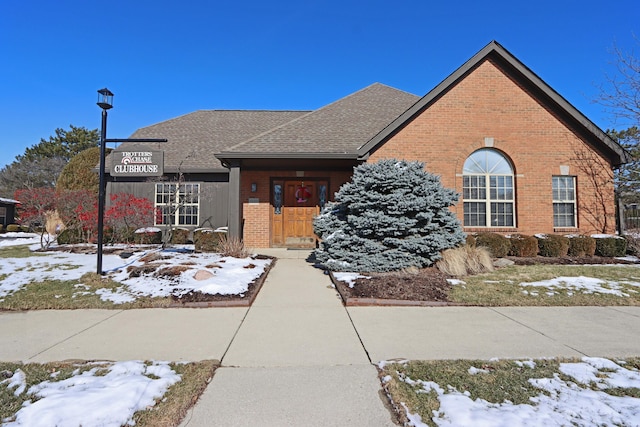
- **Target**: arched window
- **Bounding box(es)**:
[462,149,515,227]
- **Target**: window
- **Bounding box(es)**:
[155,183,200,226]
[463,149,515,227]
[0,207,6,225]
[553,176,576,227]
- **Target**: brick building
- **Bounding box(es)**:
[105,41,629,248]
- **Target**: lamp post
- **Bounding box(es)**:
[96,88,113,275]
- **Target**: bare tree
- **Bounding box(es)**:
[596,39,640,127]
[571,145,616,233]
[149,152,197,247]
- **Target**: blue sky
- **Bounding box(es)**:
[1,0,638,169]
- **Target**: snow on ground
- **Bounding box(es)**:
[520,276,640,297]
[0,233,41,248]
[333,272,371,288]
[101,250,271,303]
[395,357,640,427]
[1,360,180,427]
[0,244,271,302]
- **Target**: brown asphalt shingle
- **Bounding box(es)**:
[220,83,420,156]
[107,110,309,171]
[106,83,419,172]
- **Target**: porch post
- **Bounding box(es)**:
[228,163,242,238]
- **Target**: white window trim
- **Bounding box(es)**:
[552,176,577,228]
[154,183,201,226]
[463,174,516,227]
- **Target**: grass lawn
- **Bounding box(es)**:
[0,360,217,426]
[380,357,640,426]
[0,273,174,310]
[449,264,640,306]
[0,244,176,310]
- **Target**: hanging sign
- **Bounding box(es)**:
[111,151,164,177]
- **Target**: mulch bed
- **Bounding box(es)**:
[331,256,639,306]
[331,268,458,307]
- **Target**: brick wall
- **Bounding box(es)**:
[368,59,616,236]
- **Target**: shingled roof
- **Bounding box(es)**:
[215,83,420,160]
[106,110,309,172]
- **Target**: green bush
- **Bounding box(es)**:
[567,235,596,257]
[6,224,21,232]
[195,230,226,252]
[56,228,85,244]
[594,236,627,257]
[537,234,570,257]
[508,234,538,257]
[171,228,191,244]
[134,229,162,244]
[56,146,108,195]
[475,232,510,258]
[0,224,4,233]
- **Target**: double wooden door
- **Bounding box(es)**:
[271,180,328,248]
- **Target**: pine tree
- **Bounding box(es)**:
[313,159,465,272]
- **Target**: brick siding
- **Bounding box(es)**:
[368,59,616,236]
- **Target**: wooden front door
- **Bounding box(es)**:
[271,179,328,248]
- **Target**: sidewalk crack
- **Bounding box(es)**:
[27,310,125,361]
[488,307,588,357]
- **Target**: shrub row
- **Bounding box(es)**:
[468,232,625,258]
[5,224,28,232]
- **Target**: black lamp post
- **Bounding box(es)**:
[96,88,113,275]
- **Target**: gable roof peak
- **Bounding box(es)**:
[357,40,629,166]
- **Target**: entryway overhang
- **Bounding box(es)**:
[214,152,362,243]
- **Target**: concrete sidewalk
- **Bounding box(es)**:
[1,248,640,426]
[179,250,395,427]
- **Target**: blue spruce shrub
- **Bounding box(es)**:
[313,159,466,272]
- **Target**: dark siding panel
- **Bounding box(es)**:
[200,182,229,228]
[105,180,229,229]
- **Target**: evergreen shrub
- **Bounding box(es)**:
[56,146,108,195]
[508,234,538,257]
[171,228,191,244]
[313,159,466,272]
[193,228,211,247]
[56,228,84,244]
[194,230,226,252]
[0,224,3,233]
[594,236,627,257]
[6,224,21,232]
[134,229,162,244]
[567,235,596,257]
[475,232,510,258]
[624,234,640,256]
[537,234,570,257]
